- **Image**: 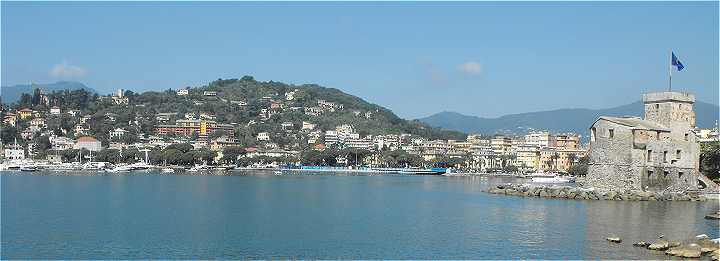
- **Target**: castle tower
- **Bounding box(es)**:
[643,91,696,130]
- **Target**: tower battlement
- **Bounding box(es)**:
[643,91,695,104]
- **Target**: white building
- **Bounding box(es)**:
[177,88,189,96]
[50,106,61,115]
[257,132,270,141]
[302,121,316,130]
[109,128,128,138]
[74,136,102,152]
[524,131,556,148]
[3,139,25,160]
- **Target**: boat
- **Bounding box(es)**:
[187,164,209,172]
[20,165,40,172]
[107,162,153,172]
[531,176,575,184]
[161,168,175,173]
[274,170,283,175]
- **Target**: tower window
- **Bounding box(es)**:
[663,171,669,178]
[609,129,614,139]
[647,150,652,162]
[655,104,660,109]
[684,133,689,141]
[663,151,668,162]
[647,170,653,179]
[676,150,681,160]
[679,172,684,179]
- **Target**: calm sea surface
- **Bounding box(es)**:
[2,171,718,259]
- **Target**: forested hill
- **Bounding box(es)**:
[2,76,466,147]
[192,76,467,141]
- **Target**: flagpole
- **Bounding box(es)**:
[668,50,672,92]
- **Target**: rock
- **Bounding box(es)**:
[678,244,702,258]
[701,247,716,254]
[606,237,622,243]
[606,190,617,200]
[665,248,682,256]
[539,190,549,197]
[648,240,670,251]
[670,241,681,248]
[633,241,650,247]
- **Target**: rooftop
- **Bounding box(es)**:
[595,116,670,131]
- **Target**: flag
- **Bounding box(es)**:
[672,52,685,71]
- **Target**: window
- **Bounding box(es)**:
[679,172,684,179]
[676,150,681,160]
[647,170,653,179]
[656,132,660,140]
[684,133,689,141]
[655,104,660,109]
[609,129,614,139]
[663,171,669,178]
[647,150,652,162]
[663,151,668,163]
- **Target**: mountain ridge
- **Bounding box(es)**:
[418,100,719,137]
[1,81,97,103]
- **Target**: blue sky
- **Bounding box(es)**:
[2,2,718,118]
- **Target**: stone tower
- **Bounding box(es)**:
[643,92,696,131]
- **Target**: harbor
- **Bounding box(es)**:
[1,171,718,259]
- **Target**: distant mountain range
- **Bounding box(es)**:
[1,81,96,103]
[418,100,720,137]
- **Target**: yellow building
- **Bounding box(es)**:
[515,144,540,172]
[540,148,587,173]
[17,108,32,120]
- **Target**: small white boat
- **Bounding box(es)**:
[274,170,283,175]
[161,168,175,173]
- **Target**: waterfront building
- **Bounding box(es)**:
[155,119,234,139]
[524,131,556,148]
[555,133,581,150]
[515,144,540,172]
[50,136,75,150]
[587,91,701,192]
[3,139,25,160]
[74,136,102,152]
[491,135,513,155]
[203,91,217,96]
[345,137,374,150]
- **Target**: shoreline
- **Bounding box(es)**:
[486,183,714,201]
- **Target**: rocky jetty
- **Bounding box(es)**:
[617,234,720,259]
[486,183,707,201]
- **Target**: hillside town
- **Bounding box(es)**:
[1,86,719,175]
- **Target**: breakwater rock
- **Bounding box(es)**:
[486,183,707,201]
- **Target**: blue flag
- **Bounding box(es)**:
[672,52,685,71]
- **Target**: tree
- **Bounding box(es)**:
[222,146,245,164]
[569,156,589,176]
[700,141,720,181]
